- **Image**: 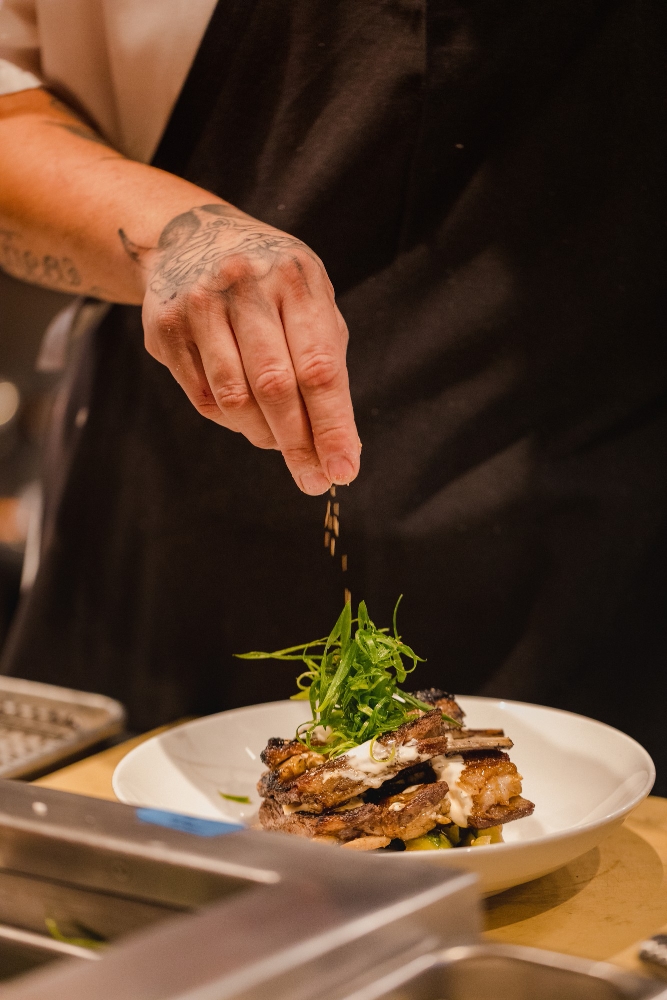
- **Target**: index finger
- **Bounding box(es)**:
[281,281,360,486]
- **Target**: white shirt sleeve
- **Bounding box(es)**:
[0,0,43,94]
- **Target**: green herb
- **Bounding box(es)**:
[218,792,251,804]
[236,597,460,756]
[45,918,106,950]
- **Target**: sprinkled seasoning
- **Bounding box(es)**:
[324,485,349,603]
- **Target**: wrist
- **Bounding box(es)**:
[118,191,232,301]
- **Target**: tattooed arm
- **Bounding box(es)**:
[0,89,359,494]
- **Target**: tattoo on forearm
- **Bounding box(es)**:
[0,230,82,289]
[119,204,315,299]
[118,228,146,264]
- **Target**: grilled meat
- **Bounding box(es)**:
[258,713,512,812]
[257,691,533,848]
[260,737,304,769]
[471,796,535,828]
[363,761,438,801]
[430,750,534,828]
[260,737,327,770]
[412,688,466,729]
[259,781,450,843]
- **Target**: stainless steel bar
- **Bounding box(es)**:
[0,779,480,999]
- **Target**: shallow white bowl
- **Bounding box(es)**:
[113,697,654,894]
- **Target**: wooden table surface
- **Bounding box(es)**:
[34,727,667,980]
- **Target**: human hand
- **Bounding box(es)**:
[134,203,359,495]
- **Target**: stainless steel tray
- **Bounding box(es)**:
[0,778,479,994]
[0,677,125,778]
[327,943,667,1000]
[0,780,662,999]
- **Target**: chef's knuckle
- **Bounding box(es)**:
[214,380,253,413]
[183,282,214,313]
[295,351,340,392]
[193,390,222,421]
[222,255,257,286]
[313,422,350,448]
[151,307,187,346]
[279,254,315,296]
[282,442,317,465]
[253,365,296,404]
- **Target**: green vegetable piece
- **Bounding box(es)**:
[218,792,251,804]
[404,830,453,851]
[443,823,461,846]
[45,918,106,950]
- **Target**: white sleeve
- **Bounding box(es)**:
[0,0,42,94]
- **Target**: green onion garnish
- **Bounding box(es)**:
[236,597,460,756]
[218,792,251,804]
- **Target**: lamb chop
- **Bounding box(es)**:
[259,780,451,846]
[244,599,534,850]
[430,749,534,829]
[258,709,513,812]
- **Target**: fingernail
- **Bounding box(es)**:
[328,457,356,484]
[300,470,331,495]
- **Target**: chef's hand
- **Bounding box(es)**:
[138,203,359,495]
[0,90,359,493]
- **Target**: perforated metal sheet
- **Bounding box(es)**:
[0,677,124,778]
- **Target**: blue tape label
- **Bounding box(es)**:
[136,807,244,837]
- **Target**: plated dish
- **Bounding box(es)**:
[247,599,534,852]
[257,688,533,852]
[114,600,655,893]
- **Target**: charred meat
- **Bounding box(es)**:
[245,599,534,851]
[257,697,533,849]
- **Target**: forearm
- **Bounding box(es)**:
[0,88,224,302]
[0,89,360,493]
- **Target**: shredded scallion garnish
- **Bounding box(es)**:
[236,597,460,756]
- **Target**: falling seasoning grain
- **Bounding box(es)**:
[344,587,352,604]
[323,483,347,602]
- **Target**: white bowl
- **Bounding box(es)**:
[113,697,654,894]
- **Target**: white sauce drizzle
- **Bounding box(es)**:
[329,738,423,788]
[430,754,473,827]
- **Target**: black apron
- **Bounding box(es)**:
[4,1,667,784]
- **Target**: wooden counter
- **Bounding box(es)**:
[34,728,667,979]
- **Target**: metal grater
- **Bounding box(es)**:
[0,676,125,778]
